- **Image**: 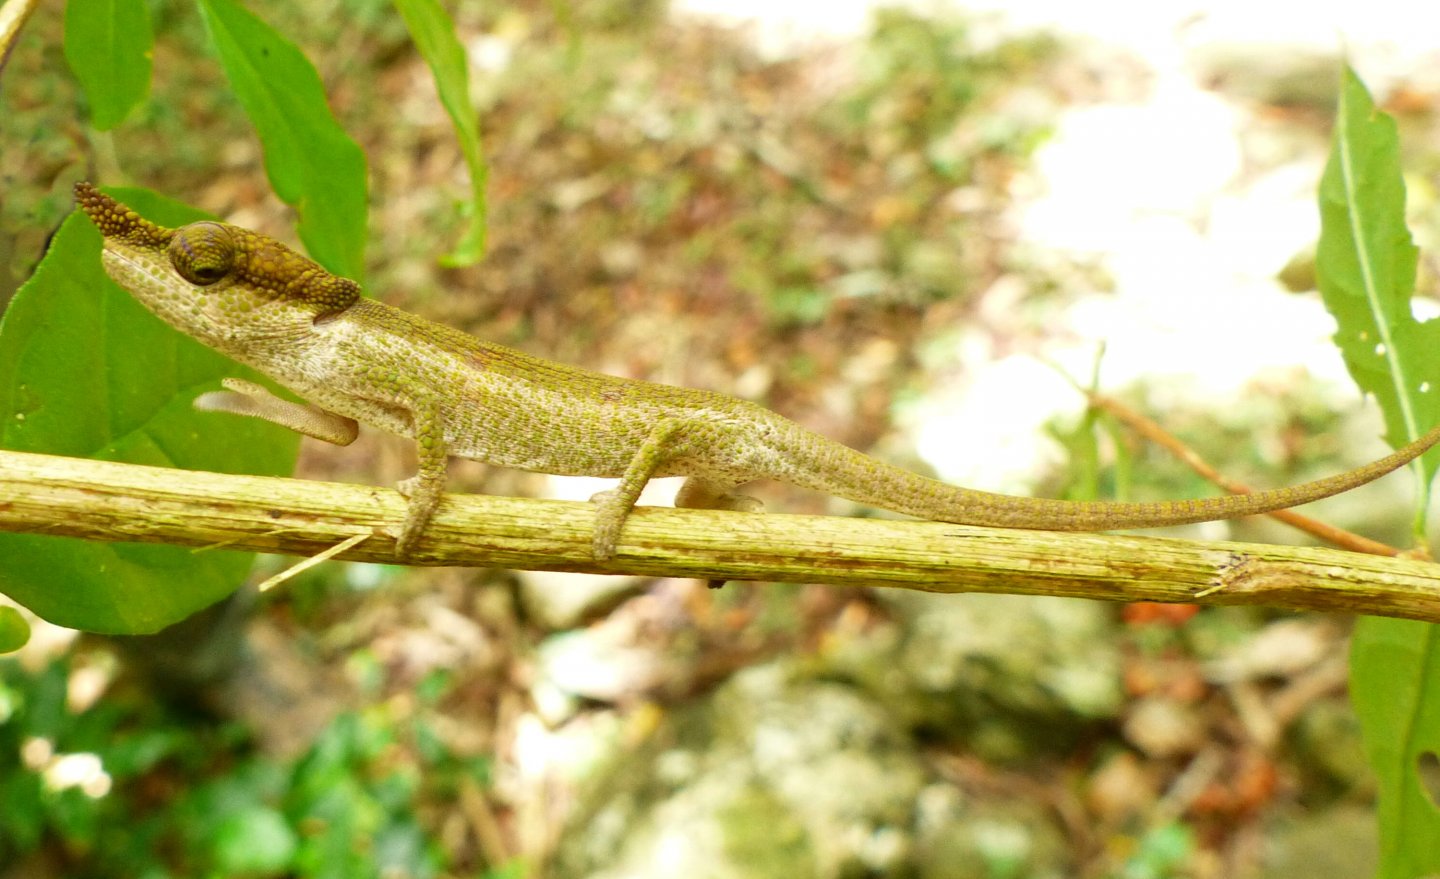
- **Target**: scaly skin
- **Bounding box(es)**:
[73,183,1440,560]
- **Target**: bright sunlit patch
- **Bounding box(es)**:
[512,713,554,779]
[542,474,685,506]
[20,736,52,769]
[513,710,621,782]
[22,738,113,799]
[672,0,877,57]
[44,752,112,798]
[909,355,1078,494]
[655,827,701,872]
[1018,80,1241,254]
[67,654,116,713]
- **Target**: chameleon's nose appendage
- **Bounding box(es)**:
[73,181,172,248]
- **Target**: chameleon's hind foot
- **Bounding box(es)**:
[393,475,441,560]
[588,488,628,561]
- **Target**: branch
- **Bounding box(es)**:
[3,449,1440,622]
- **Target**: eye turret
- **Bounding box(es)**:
[168,222,236,286]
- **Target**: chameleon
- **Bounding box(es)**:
[74,182,1440,561]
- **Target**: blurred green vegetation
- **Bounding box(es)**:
[0,649,502,878]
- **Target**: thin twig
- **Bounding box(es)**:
[1083,391,1401,556]
[255,533,370,592]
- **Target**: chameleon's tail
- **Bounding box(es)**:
[768,419,1440,531]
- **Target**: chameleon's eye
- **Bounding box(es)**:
[168,222,236,287]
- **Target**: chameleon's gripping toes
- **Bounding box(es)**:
[74,182,1440,561]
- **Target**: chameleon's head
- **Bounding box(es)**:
[73,182,360,348]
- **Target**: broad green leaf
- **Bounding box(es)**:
[394,0,489,266]
[1316,69,1440,494]
[0,605,29,653]
[197,0,368,281]
[1351,617,1440,878]
[62,0,153,130]
[1320,69,1440,878]
[0,187,300,634]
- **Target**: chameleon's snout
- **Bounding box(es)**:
[73,182,172,248]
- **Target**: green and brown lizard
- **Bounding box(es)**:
[74,183,1440,561]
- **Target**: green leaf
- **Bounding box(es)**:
[1320,68,1440,878]
[62,0,154,130]
[1316,69,1440,496]
[0,606,30,653]
[1351,618,1440,877]
[197,0,368,281]
[0,187,300,634]
[213,807,299,873]
[393,0,489,266]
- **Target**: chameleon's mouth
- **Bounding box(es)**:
[101,244,166,282]
[98,243,196,302]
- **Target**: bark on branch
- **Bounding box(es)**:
[3,449,1440,622]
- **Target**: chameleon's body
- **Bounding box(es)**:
[74,183,1440,560]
